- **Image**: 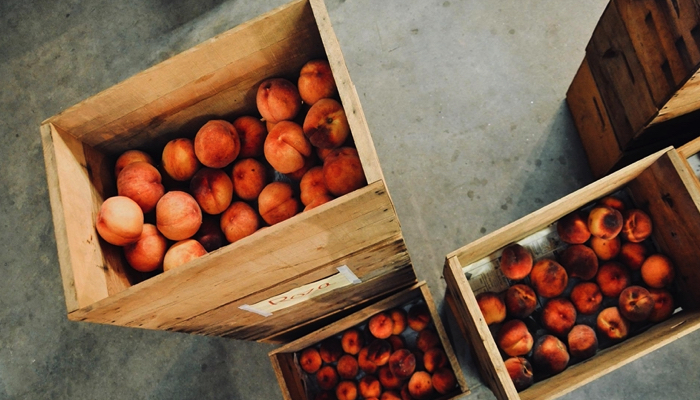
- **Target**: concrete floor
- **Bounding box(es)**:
[2,0,700,399]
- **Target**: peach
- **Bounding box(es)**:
[366,339,392,366]
[423,347,448,373]
[570,282,603,315]
[189,168,233,215]
[323,147,366,197]
[316,365,339,391]
[380,391,401,400]
[388,335,405,352]
[621,209,653,243]
[567,324,598,360]
[556,211,591,244]
[231,158,270,201]
[407,304,432,332]
[163,239,207,272]
[475,292,506,325]
[369,312,395,339]
[596,306,630,340]
[337,354,359,380]
[161,138,201,181]
[156,191,202,241]
[303,98,350,149]
[590,236,621,261]
[300,166,332,206]
[598,195,626,211]
[264,121,312,174]
[114,149,154,178]
[407,371,434,399]
[389,308,408,335]
[389,349,416,380]
[358,347,378,374]
[499,243,533,281]
[496,319,533,357]
[505,284,537,319]
[123,223,167,272]
[529,259,568,298]
[559,244,599,280]
[358,375,382,399]
[257,78,302,124]
[619,242,648,271]
[285,152,318,181]
[335,381,358,400]
[320,337,343,363]
[618,285,654,322]
[532,334,569,375]
[194,120,240,169]
[317,146,335,162]
[596,262,631,298]
[378,365,402,390]
[431,367,457,395]
[258,182,301,225]
[220,201,259,244]
[299,347,323,374]
[341,328,364,355]
[416,329,441,353]
[298,59,338,105]
[117,161,165,213]
[233,115,267,158]
[304,194,335,212]
[649,288,675,322]
[193,215,226,252]
[641,254,676,288]
[504,357,534,392]
[588,206,623,239]
[95,196,144,246]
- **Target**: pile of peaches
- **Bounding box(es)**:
[94,59,367,274]
[476,195,678,391]
[296,302,458,400]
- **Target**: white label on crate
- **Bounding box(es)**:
[238,265,361,317]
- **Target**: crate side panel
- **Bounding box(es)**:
[653,69,700,124]
[678,133,700,157]
[270,352,306,400]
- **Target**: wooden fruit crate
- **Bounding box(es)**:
[443,147,700,399]
[40,0,415,344]
[269,282,470,400]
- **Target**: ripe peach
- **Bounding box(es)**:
[380,391,401,400]
[389,308,408,335]
[114,149,154,178]
[323,147,366,197]
[378,365,402,390]
[499,243,533,281]
[369,312,395,339]
[504,357,534,392]
[496,319,533,357]
[388,349,416,380]
[233,116,267,158]
[303,98,350,149]
[257,78,302,124]
[337,354,359,380]
[366,339,392,366]
[219,201,260,244]
[264,121,312,174]
[304,194,335,212]
[300,166,332,206]
[475,292,506,325]
[423,347,448,373]
[299,347,323,374]
[123,223,167,272]
[95,196,144,246]
[641,254,676,288]
[542,298,577,337]
[649,288,675,322]
[194,120,240,169]
[285,152,318,181]
[387,335,405,352]
[358,347,378,374]
[319,337,343,363]
[416,329,441,353]
[567,324,598,360]
[621,209,653,243]
[505,284,537,319]
[161,138,201,181]
[189,168,233,215]
[316,365,339,391]
[335,380,358,400]
[570,282,603,315]
[556,211,591,244]
[298,59,338,105]
[598,195,626,211]
[432,367,457,395]
[560,244,599,280]
[407,304,432,332]
[588,206,623,239]
[258,182,301,225]
[317,146,334,162]
[618,285,655,322]
[619,242,648,271]
[117,161,165,213]
[341,328,364,355]
[532,334,569,375]
[163,239,207,272]
[596,262,631,298]
[590,236,621,261]
[194,215,226,252]
[156,191,202,241]
[596,306,630,340]
[358,375,381,399]
[231,158,270,201]
[529,259,568,298]
[407,371,434,399]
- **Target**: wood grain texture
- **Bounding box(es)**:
[654,69,700,124]
[270,352,306,400]
[678,133,700,157]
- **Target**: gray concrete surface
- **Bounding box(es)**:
[2,0,699,399]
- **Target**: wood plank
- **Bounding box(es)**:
[566,58,622,179]
[678,133,700,157]
[270,352,306,400]
[653,69,700,124]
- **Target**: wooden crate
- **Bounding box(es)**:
[269,282,470,400]
[443,147,700,399]
[40,0,415,344]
